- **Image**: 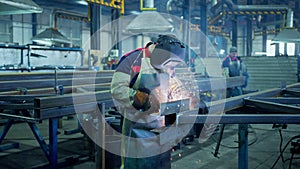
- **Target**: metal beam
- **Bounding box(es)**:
[245,97,300,104]
[282,89,300,97]
[87,0,124,14]
[244,98,300,114]
[0,77,112,92]
[34,90,111,109]
[36,99,114,120]
[0,70,114,81]
[0,83,110,95]
[184,76,245,92]
[178,114,300,124]
[0,113,39,122]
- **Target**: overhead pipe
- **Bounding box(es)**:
[286,8,293,27]
[211,2,299,44]
[51,9,88,28]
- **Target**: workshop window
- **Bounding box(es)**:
[57,18,82,48]
[0,15,12,43]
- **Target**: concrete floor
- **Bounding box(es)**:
[0,117,300,169]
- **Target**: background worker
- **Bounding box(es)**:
[222,46,248,97]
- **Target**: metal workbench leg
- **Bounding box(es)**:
[0,119,14,144]
[0,119,19,151]
[49,118,58,166]
[64,120,82,135]
[30,117,58,168]
[96,102,106,169]
[238,124,248,169]
[27,122,50,160]
[213,124,226,157]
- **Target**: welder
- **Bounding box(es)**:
[111,34,199,169]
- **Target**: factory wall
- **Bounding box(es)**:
[242,56,298,91]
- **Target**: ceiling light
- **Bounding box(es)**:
[271,28,300,44]
[32,28,71,46]
[76,0,88,6]
[0,0,42,15]
[126,11,174,33]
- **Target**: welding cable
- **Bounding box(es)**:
[279,129,285,164]
[284,157,300,163]
[288,153,294,169]
[283,156,300,169]
[270,134,300,169]
[284,157,300,162]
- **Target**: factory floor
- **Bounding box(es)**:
[0,116,300,169]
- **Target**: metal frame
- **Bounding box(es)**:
[86,0,124,14]
[176,83,300,169]
[1,70,300,169]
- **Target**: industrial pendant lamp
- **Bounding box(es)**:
[125,0,174,33]
[0,0,42,15]
[271,9,300,44]
[32,27,71,47]
[32,10,71,47]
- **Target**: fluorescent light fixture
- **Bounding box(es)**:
[219,49,225,55]
[76,0,88,6]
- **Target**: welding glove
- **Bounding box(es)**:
[131,57,166,113]
[131,86,162,113]
[131,88,151,111]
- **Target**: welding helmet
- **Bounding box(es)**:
[229,46,237,53]
[150,34,185,69]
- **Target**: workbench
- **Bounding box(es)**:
[0,69,299,169]
[0,70,114,168]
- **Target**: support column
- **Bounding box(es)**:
[262,0,268,54]
[49,118,58,166]
[90,4,104,169]
[246,0,253,56]
[32,13,37,45]
[295,1,300,57]
[200,0,207,58]
[262,26,267,53]
[90,3,101,50]
[275,15,281,56]
[111,8,122,60]
[238,124,248,169]
[232,0,238,48]
[182,0,190,60]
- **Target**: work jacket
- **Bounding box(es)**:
[111,43,198,169]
